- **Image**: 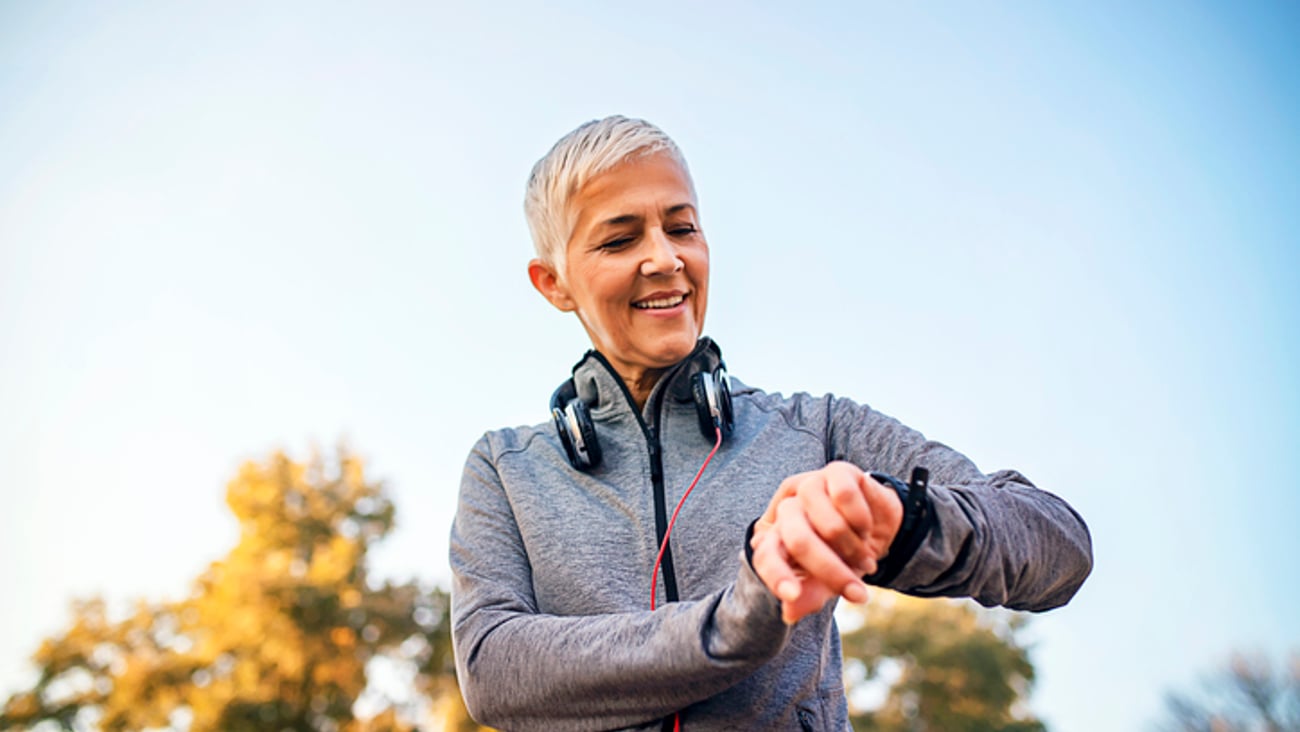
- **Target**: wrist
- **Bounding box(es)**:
[864,468,934,586]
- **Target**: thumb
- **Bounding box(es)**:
[760,479,801,527]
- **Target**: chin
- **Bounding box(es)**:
[650,333,701,366]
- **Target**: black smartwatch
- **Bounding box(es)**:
[864,467,933,586]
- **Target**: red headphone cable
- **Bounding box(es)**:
[650,425,723,732]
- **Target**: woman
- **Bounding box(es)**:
[450,116,1092,731]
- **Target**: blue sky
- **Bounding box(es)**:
[1,2,1297,729]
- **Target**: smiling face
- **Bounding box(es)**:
[528,152,709,402]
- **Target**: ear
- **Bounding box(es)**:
[528,258,576,312]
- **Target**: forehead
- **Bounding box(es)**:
[569,153,697,229]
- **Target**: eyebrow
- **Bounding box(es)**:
[598,214,640,228]
[595,204,697,229]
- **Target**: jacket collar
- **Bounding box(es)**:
[571,337,724,420]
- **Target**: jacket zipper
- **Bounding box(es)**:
[646,383,680,732]
[585,350,697,732]
[648,416,678,603]
[587,351,681,605]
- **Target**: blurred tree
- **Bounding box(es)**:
[0,447,486,732]
[1158,650,1300,732]
[839,590,1045,732]
[2,444,1067,732]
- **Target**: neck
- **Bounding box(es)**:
[620,365,666,412]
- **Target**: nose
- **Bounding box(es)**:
[640,228,684,277]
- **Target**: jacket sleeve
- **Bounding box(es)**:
[827,397,1093,611]
[449,435,791,731]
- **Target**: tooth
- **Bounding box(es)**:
[635,295,684,309]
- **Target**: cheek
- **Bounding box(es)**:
[584,279,631,330]
[691,254,710,297]
[694,244,710,278]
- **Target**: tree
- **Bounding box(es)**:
[0,447,482,732]
[2,443,1060,731]
[1159,650,1300,732]
[839,590,1046,732]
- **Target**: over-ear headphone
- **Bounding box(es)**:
[550,363,733,471]
[549,379,603,470]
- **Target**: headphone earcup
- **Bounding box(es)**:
[691,368,734,442]
[550,379,603,471]
[570,398,603,469]
[715,369,734,439]
[551,405,579,469]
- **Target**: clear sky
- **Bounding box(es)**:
[2,2,1297,730]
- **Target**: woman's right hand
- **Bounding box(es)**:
[749,461,903,624]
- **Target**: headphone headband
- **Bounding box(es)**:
[551,349,732,471]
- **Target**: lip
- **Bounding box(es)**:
[633,289,687,305]
[631,290,690,315]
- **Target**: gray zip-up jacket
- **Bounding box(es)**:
[450,339,1092,730]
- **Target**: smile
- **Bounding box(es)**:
[632,294,686,310]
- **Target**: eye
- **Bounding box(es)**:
[667,224,698,237]
[598,236,634,251]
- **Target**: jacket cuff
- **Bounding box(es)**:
[743,518,760,572]
[705,545,789,661]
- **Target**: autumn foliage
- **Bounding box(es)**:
[0,448,477,731]
[840,590,1045,732]
[1,445,1050,731]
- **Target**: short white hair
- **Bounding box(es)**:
[524,115,692,276]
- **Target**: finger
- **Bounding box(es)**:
[760,471,811,526]
[826,462,874,538]
[750,524,804,604]
[861,473,905,558]
[781,576,839,625]
[797,476,870,570]
[754,533,842,624]
[775,498,869,603]
[755,512,864,625]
